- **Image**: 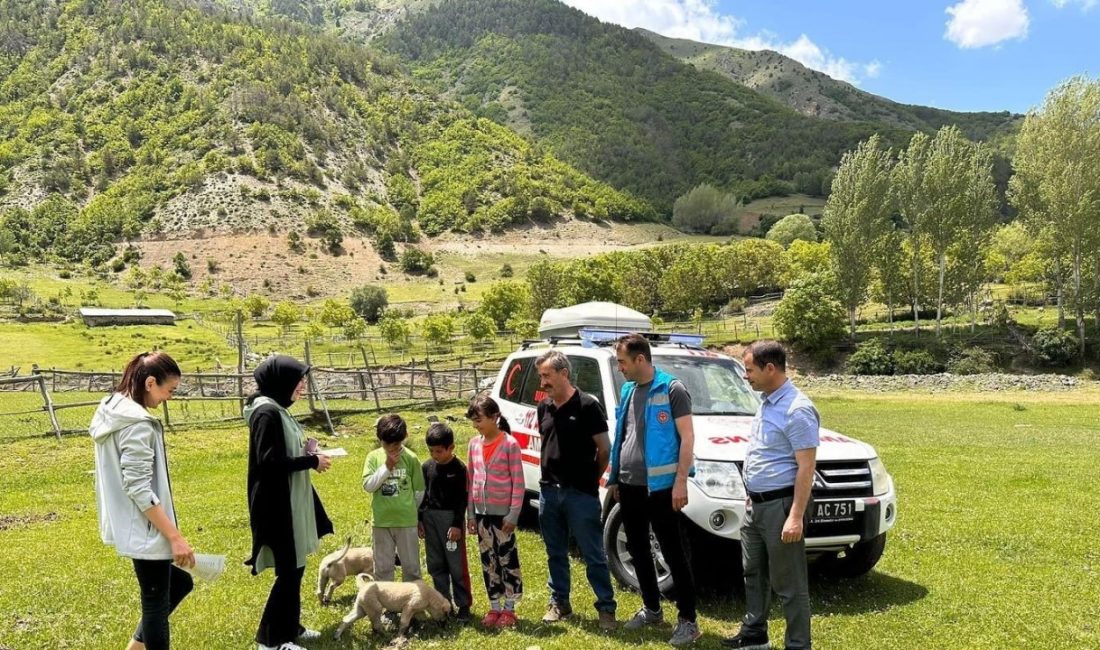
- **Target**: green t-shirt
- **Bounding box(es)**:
[363,446,424,528]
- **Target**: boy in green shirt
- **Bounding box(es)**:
[363,413,425,581]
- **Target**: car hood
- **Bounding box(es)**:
[691,415,877,462]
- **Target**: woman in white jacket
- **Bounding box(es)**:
[91,351,194,650]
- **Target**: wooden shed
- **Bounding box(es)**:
[79,308,177,327]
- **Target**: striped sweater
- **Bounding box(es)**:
[466,433,525,525]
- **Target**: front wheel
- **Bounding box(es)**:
[602,502,676,595]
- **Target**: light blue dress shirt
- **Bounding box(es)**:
[743,379,820,493]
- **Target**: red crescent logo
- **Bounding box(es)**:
[657,411,670,424]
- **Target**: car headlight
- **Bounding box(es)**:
[692,460,746,501]
[869,457,892,496]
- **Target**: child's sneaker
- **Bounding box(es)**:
[496,610,518,628]
[456,607,473,624]
[481,610,501,627]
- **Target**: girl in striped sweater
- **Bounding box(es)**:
[465,393,525,628]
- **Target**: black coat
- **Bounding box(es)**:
[245,404,333,574]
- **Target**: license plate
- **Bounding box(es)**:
[811,500,855,523]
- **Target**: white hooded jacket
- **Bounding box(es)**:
[90,393,176,560]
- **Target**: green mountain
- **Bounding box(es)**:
[0,0,650,266]
[378,0,1017,211]
[638,28,1019,139]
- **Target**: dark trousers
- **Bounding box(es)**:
[422,509,473,610]
[539,484,616,613]
[256,560,306,646]
[740,495,812,649]
[618,483,697,622]
[131,559,194,650]
[475,513,523,603]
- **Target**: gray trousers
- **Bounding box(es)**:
[740,496,812,649]
[373,526,422,582]
[421,510,472,609]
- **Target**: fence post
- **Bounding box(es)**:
[409,358,416,400]
[426,357,439,406]
[360,346,381,412]
[304,340,318,414]
[36,373,62,440]
[236,312,245,412]
[162,401,171,429]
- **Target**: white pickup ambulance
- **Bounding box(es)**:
[489,303,897,592]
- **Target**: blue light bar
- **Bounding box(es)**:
[578,328,633,347]
[577,328,705,348]
[666,332,706,347]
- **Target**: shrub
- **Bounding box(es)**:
[173,252,192,280]
[379,314,411,348]
[846,339,894,376]
[479,281,530,329]
[400,248,435,275]
[349,285,388,324]
[773,273,845,350]
[243,294,270,318]
[464,311,496,342]
[893,349,940,375]
[766,213,818,248]
[206,259,219,273]
[947,347,996,375]
[465,271,477,283]
[1031,327,1079,366]
[500,263,513,278]
[420,313,455,347]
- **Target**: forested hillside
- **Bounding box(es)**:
[378,0,1019,212]
[0,0,650,267]
[639,28,1020,139]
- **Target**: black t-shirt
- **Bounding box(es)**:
[419,457,468,529]
[537,389,609,495]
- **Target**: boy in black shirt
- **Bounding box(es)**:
[418,422,473,622]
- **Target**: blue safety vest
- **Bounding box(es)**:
[609,367,693,492]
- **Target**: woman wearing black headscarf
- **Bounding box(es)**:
[244,355,333,650]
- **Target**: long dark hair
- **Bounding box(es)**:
[117,352,181,406]
[465,392,511,434]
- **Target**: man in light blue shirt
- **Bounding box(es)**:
[724,340,818,650]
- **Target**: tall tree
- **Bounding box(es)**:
[1010,76,1100,356]
[823,134,895,338]
[893,131,933,335]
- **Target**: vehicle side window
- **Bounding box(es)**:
[518,358,547,406]
[568,356,604,406]
[498,357,533,404]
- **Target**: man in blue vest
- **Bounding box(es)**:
[724,340,818,650]
[607,333,700,646]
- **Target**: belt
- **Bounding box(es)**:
[747,485,795,504]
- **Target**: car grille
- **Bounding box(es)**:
[812,460,873,498]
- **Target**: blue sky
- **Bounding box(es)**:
[561,0,1099,114]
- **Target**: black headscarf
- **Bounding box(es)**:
[253,355,310,408]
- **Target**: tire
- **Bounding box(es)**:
[602,502,676,595]
[816,533,887,579]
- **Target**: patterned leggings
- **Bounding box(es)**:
[475,514,523,602]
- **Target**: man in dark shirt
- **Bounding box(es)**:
[418,423,472,622]
[535,350,616,631]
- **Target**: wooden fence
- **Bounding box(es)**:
[0,350,502,439]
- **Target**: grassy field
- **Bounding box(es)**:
[1,390,1098,649]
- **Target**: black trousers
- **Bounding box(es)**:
[131,559,194,650]
[256,561,306,645]
[618,484,697,622]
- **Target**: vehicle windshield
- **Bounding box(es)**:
[611,354,761,416]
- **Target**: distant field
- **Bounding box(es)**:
[1,391,1097,648]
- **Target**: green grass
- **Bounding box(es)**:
[1,391,1098,648]
[0,320,238,372]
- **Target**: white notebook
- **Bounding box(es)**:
[180,553,226,582]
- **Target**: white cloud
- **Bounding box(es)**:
[1050,0,1097,11]
[560,0,882,85]
[944,0,1029,49]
